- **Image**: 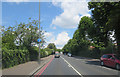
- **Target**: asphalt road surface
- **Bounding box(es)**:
[34,54,119,77]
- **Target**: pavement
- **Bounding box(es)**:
[33,54,119,77]
[2,55,54,76]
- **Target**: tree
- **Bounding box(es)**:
[2,18,45,51]
[78,16,94,37]
[14,19,45,49]
[107,3,120,54]
[62,44,69,53]
[63,16,93,55]
[63,16,107,57]
[47,43,56,51]
[2,26,16,49]
[88,2,120,54]
[56,49,62,52]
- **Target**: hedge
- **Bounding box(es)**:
[2,47,53,69]
[2,48,30,69]
[33,47,53,58]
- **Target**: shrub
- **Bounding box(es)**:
[2,47,30,69]
[28,47,39,61]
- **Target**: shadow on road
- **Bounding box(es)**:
[71,55,93,60]
[85,60,100,66]
[64,55,119,71]
[85,60,119,71]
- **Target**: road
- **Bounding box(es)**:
[34,54,119,77]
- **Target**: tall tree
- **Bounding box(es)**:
[88,2,120,54]
[2,26,16,49]
[2,18,45,50]
[14,19,45,49]
[107,2,120,54]
[47,43,56,51]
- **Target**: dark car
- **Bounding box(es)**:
[55,52,60,58]
[100,54,120,70]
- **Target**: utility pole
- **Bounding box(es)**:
[38,0,41,64]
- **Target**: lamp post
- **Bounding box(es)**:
[38,0,41,64]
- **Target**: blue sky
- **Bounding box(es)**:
[2,1,91,49]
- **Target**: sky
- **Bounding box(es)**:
[2,0,91,49]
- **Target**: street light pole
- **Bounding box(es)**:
[38,0,41,64]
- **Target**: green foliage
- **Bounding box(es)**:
[63,15,117,58]
[78,16,94,37]
[47,43,56,51]
[2,19,45,49]
[28,47,39,61]
[40,49,52,58]
[2,47,29,69]
[88,2,120,54]
[2,27,16,49]
[31,47,53,58]
[2,18,47,69]
[63,17,92,55]
[2,45,53,69]
[56,49,62,52]
[63,2,120,58]
[14,19,45,48]
[44,48,53,56]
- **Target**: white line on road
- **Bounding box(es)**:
[68,64,71,67]
[61,56,83,77]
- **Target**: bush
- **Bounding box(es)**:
[2,46,53,69]
[2,47,30,69]
[28,47,39,61]
[40,50,52,58]
[29,47,52,58]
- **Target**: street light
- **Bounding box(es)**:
[38,0,41,64]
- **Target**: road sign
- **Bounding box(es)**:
[37,38,41,42]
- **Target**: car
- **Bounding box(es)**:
[100,54,120,70]
[55,52,60,58]
[67,53,72,57]
[60,52,63,54]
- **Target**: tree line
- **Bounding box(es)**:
[2,18,52,69]
[62,2,120,58]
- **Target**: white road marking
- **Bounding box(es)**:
[61,56,83,77]
[68,64,71,67]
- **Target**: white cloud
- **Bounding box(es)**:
[44,31,70,49]
[44,32,55,48]
[44,32,55,44]
[44,32,53,38]
[51,0,90,28]
[54,32,70,46]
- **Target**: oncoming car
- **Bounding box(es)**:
[100,54,120,70]
[55,52,60,58]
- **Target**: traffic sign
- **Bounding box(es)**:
[37,38,41,42]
